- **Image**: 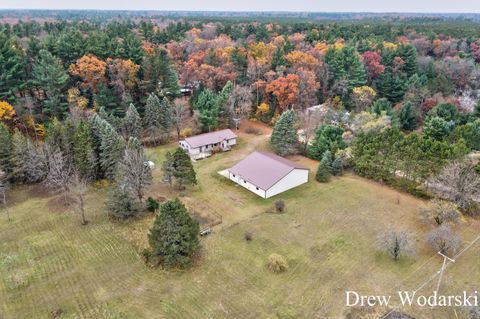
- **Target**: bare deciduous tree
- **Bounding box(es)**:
[419,199,461,226]
[296,109,323,153]
[426,225,462,257]
[172,101,189,139]
[377,229,415,261]
[429,161,480,210]
[45,149,74,202]
[119,145,152,201]
[0,170,10,221]
[228,85,253,129]
[69,172,88,225]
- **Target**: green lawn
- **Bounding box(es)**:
[0,130,478,319]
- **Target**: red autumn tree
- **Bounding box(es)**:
[362,51,385,82]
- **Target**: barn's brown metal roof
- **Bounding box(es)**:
[228,151,308,190]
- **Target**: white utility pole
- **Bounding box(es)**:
[435,251,455,293]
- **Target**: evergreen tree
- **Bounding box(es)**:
[0,33,25,102]
[158,95,173,138]
[328,46,366,91]
[332,156,344,176]
[194,88,219,132]
[397,102,417,132]
[95,83,121,116]
[397,44,417,78]
[106,183,142,219]
[375,72,406,103]
[143,93,162,143]
[217,81,233,127]
[122,103,141,140]
[423,116,451,141]
[172,147,197,188]
[0,123,13,178]
[316,156,332,183]
[162,151,175,187]
[119,32,144,64]
[90,114,124,180]
[148,198,200,268]
[308,125,346,160]
[369,98,393,116]
[142,48,180,97]
[74,121,97,180]
[32,49,68,118]
[270,109,298,156]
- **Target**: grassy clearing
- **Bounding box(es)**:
[0,126,478,318]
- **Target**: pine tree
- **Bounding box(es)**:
[375,72,406,103]
[162,151,175,187]
[148,198,200,268]
[423,116,451,141]
[308,124,346,160]
[331,156,344,176]
[0,123,13,179]
[106,183,142,219]
[90,114,124,180]
[32,49,68,118]
[397,44,417,78]
[316,151,333,182]
[143,93,162,143]
[397,102,417,132]
[74,121,97,180]
[158,95,173,138]
[142,48,180,97]
[172,147,197,189]
[194,89,219,132]
[0,33,25,102]
[122,103,141,140]
[270,109,298,156]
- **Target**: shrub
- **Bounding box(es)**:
[146,197,160,212]
[377,229,415,261]
[180,127,193,138]
[331,156,344,176]
[426,225,462,256]
[244,231,253,242]
[274,200,285,213]
[245,126,262,135]
[267,253,288,273]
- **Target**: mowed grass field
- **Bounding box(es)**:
[1,124,479,319]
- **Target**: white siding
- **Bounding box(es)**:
[265,169,309,198]
[228,172,266,198]
[227,138,237,146]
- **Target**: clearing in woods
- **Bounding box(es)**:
[0,123,478,318]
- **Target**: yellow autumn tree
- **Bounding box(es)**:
[351,86,377,111]
[0,101,16,123]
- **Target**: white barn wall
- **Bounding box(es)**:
[228,172,266,198]
[265,169,309,198]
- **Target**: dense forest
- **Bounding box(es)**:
[0,11,479,212]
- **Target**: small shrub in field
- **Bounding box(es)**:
[267,253,288,273]
[274,200,286,213]
[146,197,160,212]
[245,126,262,135]
[244,231,253,242]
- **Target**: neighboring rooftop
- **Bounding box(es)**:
[184,129,237,148]
[228,151,308,190]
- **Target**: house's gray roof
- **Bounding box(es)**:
[228,151,308,190]
[184,129,237,148]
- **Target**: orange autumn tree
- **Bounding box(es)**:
[266,74,300,111]
[69,55,107,93]
[285,51,318,71]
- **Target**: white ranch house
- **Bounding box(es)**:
[180,129,237,160]
[226,151,309,199]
